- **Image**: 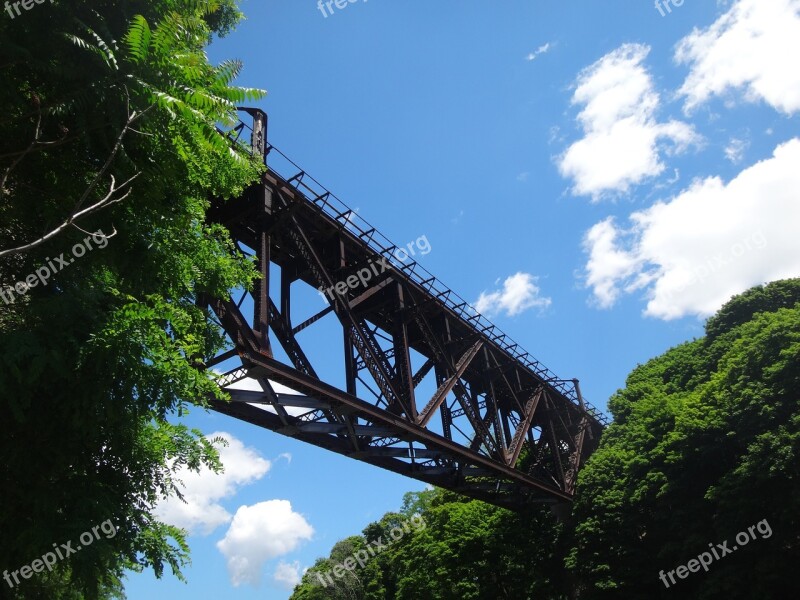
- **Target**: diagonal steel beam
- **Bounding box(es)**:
[452,384,499,457]
[210,297,263,357]
[411,307,500,456]
[469,403,497,453]
[417,340,483,427]
[506,386,543,467]
[412,357,435,387]
[292,305,334,335]
[268,299,318,379]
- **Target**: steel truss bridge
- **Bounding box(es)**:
[202,109,607,510]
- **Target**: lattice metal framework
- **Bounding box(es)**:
[202,109,607,510]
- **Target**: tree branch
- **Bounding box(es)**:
[66,103,146,219]
[0,95,154,259]
[0,174,138,259]
[0,133,78,159]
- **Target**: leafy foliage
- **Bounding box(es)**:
[290,490,569,600]
[568,278,800,599]
[0,0,263,595]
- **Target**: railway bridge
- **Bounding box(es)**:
[202,108,608,510]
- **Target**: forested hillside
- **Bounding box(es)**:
[290,279,800,599]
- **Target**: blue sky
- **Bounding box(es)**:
[126,1,800,597]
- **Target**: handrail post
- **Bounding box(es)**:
[237,107,268,162]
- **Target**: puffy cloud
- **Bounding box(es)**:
[583,218,642,309]
[559,44,699,199]
[273,560,303,590]
[475,272,551,317]
[676,0,800,115]
[583,138,800,319]
[217,501,314,587]
[154,433,271,535]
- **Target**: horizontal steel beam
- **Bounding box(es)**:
[227,388,331,409]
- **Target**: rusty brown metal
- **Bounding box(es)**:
[202,110,607,509]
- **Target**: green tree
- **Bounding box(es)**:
[2,566,126,600]
[292,536,369,600]
[0,0,263,595]
[568,279,800,599]
[290,489,568,600]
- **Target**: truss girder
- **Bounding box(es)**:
[203,117,605,509]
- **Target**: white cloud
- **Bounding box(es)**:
[724,137,749,163]
[475,273,552,317]
[273,560,303,590]
[676,0,800,115]
[154,433,271,535]
[559,44,699,200]
[217,501,314,587]
[583,138,800,319]
[583,219,642,309]
[526,42,552,61]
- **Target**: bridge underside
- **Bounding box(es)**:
[202,118,606,510]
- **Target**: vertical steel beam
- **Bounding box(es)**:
[392,282,418,421]
[344,329,357,396]
[435,365,453,441]
[254,229,271,353]
[545,393,567,489]
[281,266,292,327]
[566,379,590,494]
